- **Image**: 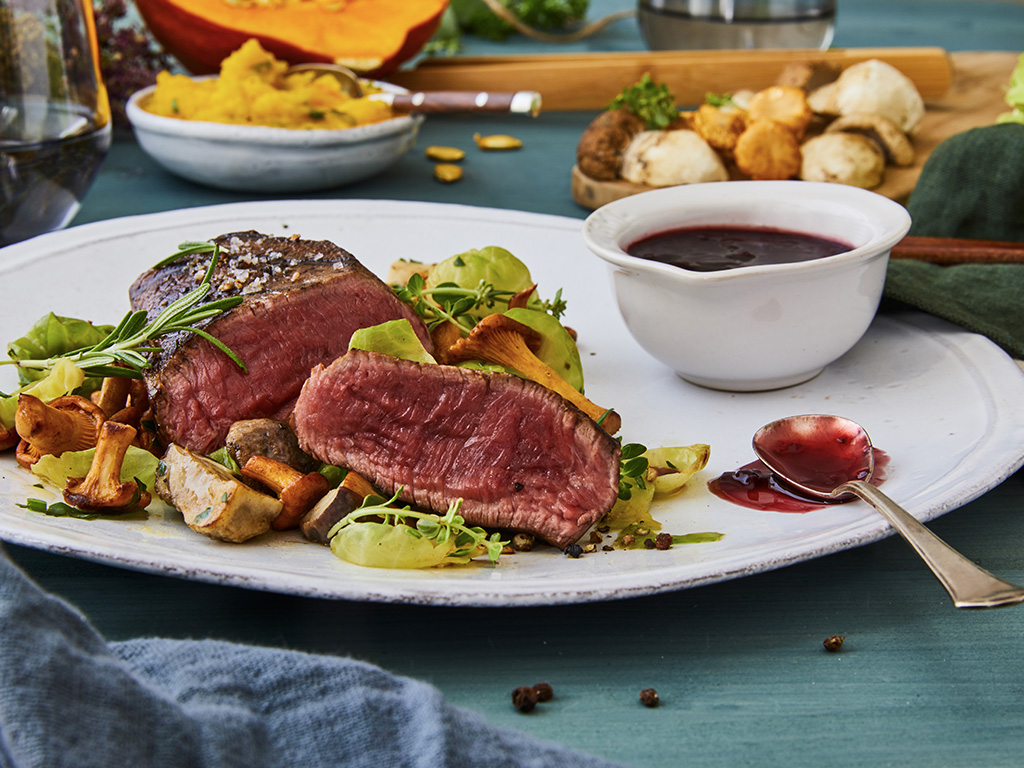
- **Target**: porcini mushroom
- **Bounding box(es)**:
[807,59,925,135]
[240,455,330,531]
[620,129,729,187]
[576,107,645,181]
[800,132,885,188]
[63,421,151,513]
[155,444,283,543]
[15,394,106,468]
[824,113,915,166]
[446,314,621,434]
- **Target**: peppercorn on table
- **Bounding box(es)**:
[5,2,1024,767]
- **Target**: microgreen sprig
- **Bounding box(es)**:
[329,489,508,563]
[2,241,247,381]
[394,274,567,333]
[618,442,650,500]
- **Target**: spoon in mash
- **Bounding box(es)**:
[752,414,1024,609]
[286,63,542,116]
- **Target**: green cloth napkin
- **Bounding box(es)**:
[882,123,1024,359]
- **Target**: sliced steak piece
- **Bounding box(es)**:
[129,230,431,455]
[292,349,622,548]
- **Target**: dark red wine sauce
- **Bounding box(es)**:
[627,225,851,272]
[708,451,890,513]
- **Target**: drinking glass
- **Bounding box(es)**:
[0,0,111,247]
[638,0,836,51]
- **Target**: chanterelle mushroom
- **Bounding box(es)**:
[64,421,151,513]
[15,394,106,469]
[446,313,621,434]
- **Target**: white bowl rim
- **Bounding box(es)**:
[582,180,912,283]
[125,77,421,146]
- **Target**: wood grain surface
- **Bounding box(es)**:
[392,46,955,107]
[570,51,1019,209]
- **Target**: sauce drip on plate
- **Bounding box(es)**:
[708,451,890,513]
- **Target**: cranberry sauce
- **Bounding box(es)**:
[708,452,890,513]
[627,225,850,272]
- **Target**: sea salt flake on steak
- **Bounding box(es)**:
[292,350,622,548]
[129,231,431,455]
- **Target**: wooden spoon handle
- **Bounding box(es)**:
[373,91,541,116]
[891,235,1024,265]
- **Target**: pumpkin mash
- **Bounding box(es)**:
[143,39,394,129]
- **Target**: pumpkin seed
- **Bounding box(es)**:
[473,133,523,150]
[425,145,466,162]
[433,163,464,183]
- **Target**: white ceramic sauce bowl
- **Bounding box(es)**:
[582,181,912,391]
[126,80,422,193]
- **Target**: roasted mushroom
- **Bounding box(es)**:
[63,421,151,513]
[734,119,803,181]
[156,443,283,543]
[225,418,319,473]
[240,455,330,531]
[799,132,886,188]
[692,103,749,157]
[747,85,814,139]
[619,129,729,187]
[300,470,376,544]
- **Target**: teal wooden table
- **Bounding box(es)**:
[5,2,1024,766]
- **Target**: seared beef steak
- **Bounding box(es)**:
[292,350,621,548]
[130,231,431,455]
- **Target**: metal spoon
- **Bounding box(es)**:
[752,414,1024,609]
[286,63,542,116]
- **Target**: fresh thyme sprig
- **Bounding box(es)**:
[330,489,508,563]
[2,241,247,381]
[394,273,567,332]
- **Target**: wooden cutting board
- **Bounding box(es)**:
[571,51,1020,208]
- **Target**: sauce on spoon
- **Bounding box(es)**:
[709,415,889,512]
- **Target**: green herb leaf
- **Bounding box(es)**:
[608,73,678,130]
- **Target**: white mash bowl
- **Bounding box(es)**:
[582,181,912,391]
[126,79,422,193]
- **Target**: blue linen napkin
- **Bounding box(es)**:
[0,545,625,768]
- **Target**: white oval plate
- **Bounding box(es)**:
[2,200,1023,606]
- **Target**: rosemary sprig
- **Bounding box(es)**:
[330,489,508,563]
[394,273,567,332]
[2,242,247,381]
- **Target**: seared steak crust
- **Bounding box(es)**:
[129,231,431,454]
[292,350,622,548]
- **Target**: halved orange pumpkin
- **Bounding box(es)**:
[134,0,449,77]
